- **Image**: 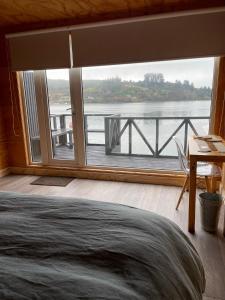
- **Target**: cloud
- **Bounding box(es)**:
[82,57,214,88]
[47,57,214,88]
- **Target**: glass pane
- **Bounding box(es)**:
[46,69,75,160]
[82,58,214,171]
[23,71,42,163]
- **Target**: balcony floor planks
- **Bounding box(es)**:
[54,145,180,170]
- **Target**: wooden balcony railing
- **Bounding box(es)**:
[49,113,210,158]
[50,113,110,147]
[104,115,210,158]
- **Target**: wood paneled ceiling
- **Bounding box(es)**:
[0,0,225,33]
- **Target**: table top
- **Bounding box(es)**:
[188,136,225,162]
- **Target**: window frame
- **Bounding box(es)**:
[19,59,217,174]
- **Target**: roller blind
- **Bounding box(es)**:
[7,31,71,71]
[71,10,225,67]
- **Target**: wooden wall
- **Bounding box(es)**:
[210,57,225,137]
[1,0,225,34]
[0,35,9,172]
[0,105,8,172]
[210,57,225,195]
[0,35,27,172]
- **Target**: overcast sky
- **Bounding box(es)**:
[47,57,214,88]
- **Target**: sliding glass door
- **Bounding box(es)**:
[45,69,75,161]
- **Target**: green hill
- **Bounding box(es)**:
[47,73,211,104]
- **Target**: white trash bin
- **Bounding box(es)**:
[199,192,223,233]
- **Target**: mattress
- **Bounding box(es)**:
[0,191,205,299]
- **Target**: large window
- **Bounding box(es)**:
[22,57,214,171]
[82,58,214,170]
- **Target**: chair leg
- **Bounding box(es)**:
[205,176,211,192]
[176,176,189,210]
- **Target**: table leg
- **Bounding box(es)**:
[188,157,197,233]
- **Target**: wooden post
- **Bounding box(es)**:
[105,117,110,155]
[52,136,57,156]
[68,131,73,149]
[52,116,57,130]
[117,119,121,152]
[129,119,132,155]
[84,115,88,145]
[59,115,66,145]
[184,118,188,155]
[116,119,121,145]
[155,118,159,158]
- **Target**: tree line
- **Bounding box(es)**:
[48,73,211,104]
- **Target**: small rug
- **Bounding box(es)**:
[31,176,74,187]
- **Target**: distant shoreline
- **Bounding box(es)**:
[52,99,211,105]
[83,98,211,104]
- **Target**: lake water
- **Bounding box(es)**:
[50,100,211,156]
[51,100,211,116]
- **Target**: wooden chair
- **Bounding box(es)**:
[173,136,221,210]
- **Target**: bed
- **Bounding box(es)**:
[0,191,205,299]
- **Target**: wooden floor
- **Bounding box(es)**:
[54,145,180,170]
[0,175,224,300]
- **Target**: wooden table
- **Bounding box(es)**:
[188,136,225,233]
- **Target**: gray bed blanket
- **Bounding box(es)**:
[0,191,205,299]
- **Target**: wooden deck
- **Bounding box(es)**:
[54,145,180,170]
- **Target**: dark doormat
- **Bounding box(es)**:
[30,176,74,187]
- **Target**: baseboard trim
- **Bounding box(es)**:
[0,168,10,177]
[9,166,185,187]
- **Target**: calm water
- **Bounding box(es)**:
[84,100,210,117]
[50,100,211,156]
[51,100,210,116]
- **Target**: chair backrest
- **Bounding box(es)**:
[173,136,189,174]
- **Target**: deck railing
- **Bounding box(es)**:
[84,114,111,146]
[50,113,210,158]
[104,115,210,158]
[50,113,110,147]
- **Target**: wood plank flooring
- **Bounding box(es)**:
[0,175,224,300]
